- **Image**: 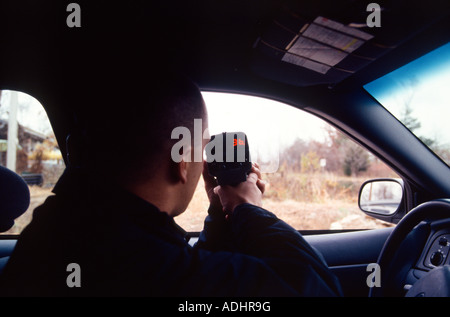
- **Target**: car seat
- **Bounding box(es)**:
[0,165,30,274]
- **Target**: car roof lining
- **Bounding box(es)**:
[0,0,449,166]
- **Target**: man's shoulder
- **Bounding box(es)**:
[1,192,193,296]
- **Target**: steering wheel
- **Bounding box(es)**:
[370,199,450,297]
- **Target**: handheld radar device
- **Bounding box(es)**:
[206,132,252,186]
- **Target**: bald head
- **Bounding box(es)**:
[75,67,205,185]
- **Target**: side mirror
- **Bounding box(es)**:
[358,178,404,223]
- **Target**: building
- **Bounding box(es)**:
[0,119,46,170]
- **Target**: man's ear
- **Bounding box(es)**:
[168,159,188,184]
[169,143,192,184]
[177,160,189,184]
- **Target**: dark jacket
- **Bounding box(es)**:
[0,169,342,296]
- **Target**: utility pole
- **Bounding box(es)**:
[7,91,18,172]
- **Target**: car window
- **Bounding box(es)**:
[0,90,65,234]
[364,42,450,167]
[176,92,398,231]
[0,90,398,234]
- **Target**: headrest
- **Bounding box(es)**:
[0,165,30,232]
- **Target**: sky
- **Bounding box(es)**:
[0,90,52,136]
[202,92,330,172]
[203,92,329,146]
[364,42,450,150]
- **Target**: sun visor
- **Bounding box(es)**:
[249,0,450,88]
[251,9,391,87]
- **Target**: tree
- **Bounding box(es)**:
[400,104,421,132]
[28,134,62,174]
[279,138,308,172]
[398,77,437,149]
[400,101,437,149]
[343,143,370,176]
[279,129,372,176]
[300,151,320,173]
[323,126,371,176]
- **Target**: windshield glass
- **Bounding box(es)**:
[364,42,450,166]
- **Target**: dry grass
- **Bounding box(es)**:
[2,173,393,235]
[177,174,393,231]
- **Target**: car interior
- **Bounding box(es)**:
[0,0,450,297]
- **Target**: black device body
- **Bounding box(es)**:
[206,132,252,186]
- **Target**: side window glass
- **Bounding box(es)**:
[0,90,65,234]
[177,92,397,231]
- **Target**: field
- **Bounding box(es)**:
[3,172,393,235]
[178,174,393,232]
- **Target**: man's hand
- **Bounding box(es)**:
[202,160,222,210]
[213,163,266,214]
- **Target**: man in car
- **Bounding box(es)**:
[0,64,342,297]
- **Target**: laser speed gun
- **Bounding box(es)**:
[206,132,252,186]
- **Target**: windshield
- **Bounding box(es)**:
[364,42,450,167]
